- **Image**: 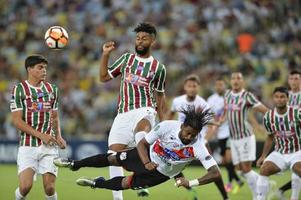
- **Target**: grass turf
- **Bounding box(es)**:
[0,164,292,200]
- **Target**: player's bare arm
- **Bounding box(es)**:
[175,165,221,188]
[52,110,66,149]
[99,41,115,82]
[253,104,269,114]
[155,91,166,121]
[256,134,274,167]
[12,110,58,145]
[137,138,158,170]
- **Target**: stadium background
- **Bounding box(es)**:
[0,0,300,199]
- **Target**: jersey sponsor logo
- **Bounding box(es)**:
[275,130,296,137]
[153,141,194,162]
[205,155,212,161]
[124,72,149,87]
[119,152,127,160]
[28,101,52,112]
[225,104,241,111]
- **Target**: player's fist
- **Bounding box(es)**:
[144,161,158,171]
[56,135,67,149]
[174,177,189,188]
[40,134,58,146]
[102,41,115,55]
[256,156,265,167]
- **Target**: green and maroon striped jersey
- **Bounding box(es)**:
[224,90,261,140]
[289,91,301,108]
[10,80,59,147]
[263,106,301,154]
[108,52,166,113]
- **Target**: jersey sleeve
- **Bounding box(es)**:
[263,112,273,135]
[144,122,166,144]
[154,64,166,92]
[108,53,128,78]
[247,92,261,108]
[193,141,217,170]
[10,84,24,112]
[52,85,59,110]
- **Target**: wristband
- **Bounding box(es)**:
[188,179,199,187]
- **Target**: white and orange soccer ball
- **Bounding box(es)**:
[44,26,69,49]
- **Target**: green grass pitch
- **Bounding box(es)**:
[0,164,292,200]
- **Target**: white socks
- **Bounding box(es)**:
[256,175,269,200]
[45,192,57,200]
[15,188,25,200]
[291,173,301,200]
[109,166,124,200]
[244,170,259,199]
[135,131,147,144]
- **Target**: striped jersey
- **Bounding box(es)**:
[224,90,261,140]
[289,91,301,108]
[108,52,166,113]
[10,80,59,147]
[263,106,301,154]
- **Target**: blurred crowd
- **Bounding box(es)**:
[0,0,300,139]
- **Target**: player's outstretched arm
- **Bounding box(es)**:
[99,41,115,82]
[137,138,158,170]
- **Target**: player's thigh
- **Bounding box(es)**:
[133,107,157,133]
[238,135,256,163]
[262,151,285,175]
[290,150,301,176]
[38,145,58,177]
[116,148,146,173]
[108,113,136,148]
[18,168,35,190]
[230,139,240,165]
[129,170,170,189]
[17,146,38,176]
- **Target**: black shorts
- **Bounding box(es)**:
[218,137,230,156]
[116,148,169,190]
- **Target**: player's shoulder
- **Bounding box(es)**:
[195,95,207,103]
[224,89,231,97]
[173,95,186,103]
[157,120,181,129]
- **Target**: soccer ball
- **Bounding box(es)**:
[44,26,69,49]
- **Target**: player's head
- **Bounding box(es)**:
[184,74,200,99]
[288,70,301,91]
[273,86,289,109]
[25,55,48,81]
[134,22,156,56]
[230,72,244,92]
[179,105,213,145]
[215,77,226,95]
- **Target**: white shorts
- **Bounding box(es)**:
[264,150,301,171]
[17,145,59,176]
[230,134,256,165]
[108,107,157,147]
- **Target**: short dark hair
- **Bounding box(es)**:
[215,76,225,82]
[25,55,48,70]
[180,105,214,132]
[184,74,200,85]
[289,70,301,76]
[273,86,289,97]
[133,22,157,38]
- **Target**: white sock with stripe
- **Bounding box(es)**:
[109,166,124,200]
[291,173,301,200]
[244,170,259,199]
[256,175,269,200]
[15,188,26,200]
[45,192,57,200]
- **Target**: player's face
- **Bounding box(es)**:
[230,73,244,91]
[179,125,199,145]
[28,63,47,81]
[273,91,288,109]
[288,74,301,91]
[184,80,199,98]
[135,32,154,56]
[215,80,225,95]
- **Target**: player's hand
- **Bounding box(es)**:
[174,177,189,188]
[40,134,58,146]
[256,156,265,167]
[144,161,158,171]
[56,135,66,149]
[102,41,115,55]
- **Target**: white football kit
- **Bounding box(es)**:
[145,120,217,178]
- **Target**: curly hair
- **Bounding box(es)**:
[179,105,214,132]
[133,22,157,38]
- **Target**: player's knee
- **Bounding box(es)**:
[259,164,270,176]
[44,183,55,196]
[134,119,151,133]
[19,182,32,196]
[292,163,301,177]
